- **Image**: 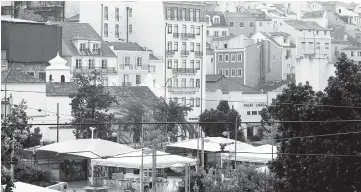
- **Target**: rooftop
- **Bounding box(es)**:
[341,45,361,50]
[1,69,46,84]
[65,13,80,22]
[53,22,116,57]
[206,75,263,94]
[107,42,146,51]
[254,80,289,92]
[259,32,296,48]
[284,20,328,31]
[268,32,291,37]
[302,11,325,18]
[206,11,228,27]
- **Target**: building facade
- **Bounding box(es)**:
[341,46,361,64]
[224,12,256,37]
[205,11,229,43]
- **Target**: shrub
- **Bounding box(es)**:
[14,162,55,187]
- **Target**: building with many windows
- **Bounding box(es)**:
[205,11,229,43]
[54,22,118,86]
[341,46,361,64]
[224,11,256,37]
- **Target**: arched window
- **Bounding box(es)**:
[49,74,52,81]
[61,75,65,82]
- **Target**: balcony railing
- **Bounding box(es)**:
[172,68,197,74]
[173,33,179,38]
[181,33,196,39]
[119,64,150,71]
[181,50,190,56]
[72,67,117,74]
[166,50,176,56]
[195,51,203,57]
[168,87,200,93]
[92,49,102,56]
[122,82,132,86]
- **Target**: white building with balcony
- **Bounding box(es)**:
[54,22,118,86]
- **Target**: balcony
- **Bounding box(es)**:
[195,51,203,57]
[168,87,200,94]
[119,64,150,71]
[181,50,190,56]
[166,50,176,56]
[72,67,117,74]
[181,33,196,39]
[122,82,132,86]
[172,68,197,75]
[92,49,102,56]
[173,33,180,38]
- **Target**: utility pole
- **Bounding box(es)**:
[201,129,205,168]
[57,103,59,142]
[196,124,200,171]
[10,135,14,182]
[152,144,156,192]
[234,118,238,168]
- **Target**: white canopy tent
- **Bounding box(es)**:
[35,139,135,158]
[1,182,59,192]
[228,144,277,163]
[93,148,196,169]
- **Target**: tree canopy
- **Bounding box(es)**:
[266,53,361,191]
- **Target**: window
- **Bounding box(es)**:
[80,43,86,51]
[273,55,276,61]
[174,8,178,20]
[237,54,242,61]
[174,42,178,51]
[190,78,194,87]
[339,9,341,13]
[174,59,178,68]
[196,79,200,88]
[115,24,119,38]
[115,8,119,21]
[88,59,95,69]
[190,60,194,68]
[219,54,223,62]
[38,72,46,81]
[76,59,82,69]
[325,43,329,49]
[231,69,236,77]
[219,69,223,75]
[224,43,228,48]
[167,41,173,51]
[225,54,229,62]
[136,57,143,67]
[136,75,141,84]
[190,9,194,21]
[237,68,242,77]
[196,26,200,35]
[230,22,234,27]
[206,30,209,36]
[196,97,200,107]
[129,24,132,33]
[182,97,186,106]
[173,78,178,87]
[222,31,227,36]
[250,22,254,27]
[190,25,195,34]
[247,111,251,115]
[182,42,186,51]
[225,69,229,77]
[284,38,287,43]
[168,79,172,87]
[102,59,107,69]
[324,31,327,35]
[49,75,52,81]
[168,24,172,33]
[196,9,200,21]
[129,8,132,17]
[351,51,354,56]
[61,75,65,82]
[181,78,186,87]
[104,23,108,37]
[168,59,172,69]
[182,25,187,33]
[231,54,236,62]
[190,97,194,107]
[252,111,257,115]
[259,22,263,27]
[167,8,171,19]
[358,52,361,56]
[174,24,178,33]
[240,22,244,27]
[214,17,220,23]
[27,72,34,77]
[102,77,108,86]
[190,42,194,52]
[104,6,108,20]
[214,31,219,37]
[196,60,200,69]
[196,43,200,52]
[182,8,186,20]
[124,56,131,66]
[182,60,186,68]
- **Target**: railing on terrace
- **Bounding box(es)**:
[195,51,203,57]
[181,50,190,56]
[119,64,150,70]
[72,67,117,74]
[181,33,196,39]
[172,68,197,74]
[166,50,176,56]
[168,87,200,93]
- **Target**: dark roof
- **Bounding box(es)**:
[149,54,161,60]
[331,28,360,46]
[107,42,146,51]
[206,11,228,27]
[302,11,325,18]
[259,32,296,48]
[206,75,263,94]
[206,48,214,55]
[1,69,46,84]
[46,82,79,96]
[225,11,255,19]
[65,13,79,22]
[341,45,361,50]
[268,32,291,37]
[245,9,272,21]
[284,20,328,31]
[254,80,289,92]
[53,22,116,57]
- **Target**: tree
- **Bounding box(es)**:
[70,71,118,139]
[17,9,44,22]
[21,127,42,148]
[199,101,244,142]
[266,53,361,191]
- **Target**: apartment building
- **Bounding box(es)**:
[211,34,254,50]
[205,11,229,43]
[55,22,118,86]
[252,32,296,81]
[224,11,256,37]
[246,9,274,33]
[323,2,361,28]
[341,46,361,64]
[124,1,207,122]
[107,42,159,86]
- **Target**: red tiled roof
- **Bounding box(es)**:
[206,75,263,94]
[107,42,146,51]
[1,69,46,84]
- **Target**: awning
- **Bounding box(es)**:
[167,137,245,152]
[93,148,196,169]
[35,139,135,158]
[2,182,59,192]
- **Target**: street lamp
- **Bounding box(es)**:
[90,127,96,139]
